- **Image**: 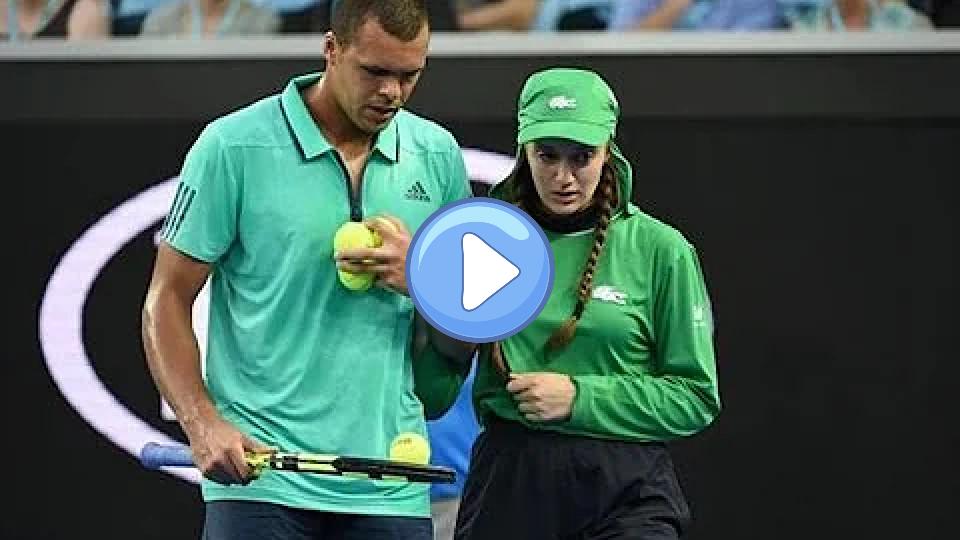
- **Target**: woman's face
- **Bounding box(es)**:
[525,138,607,215]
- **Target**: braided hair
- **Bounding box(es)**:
[545,163,618,349]
[490,151,620,377]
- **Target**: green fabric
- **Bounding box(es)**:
[163,72,470,516]
[496,68,632,217]
[476,215,721,441]
[413,340,470,420]
[415,210,721,441]
[517,67,619,147]
[415,67,720,441]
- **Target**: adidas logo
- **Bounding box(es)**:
[404,180,431,202]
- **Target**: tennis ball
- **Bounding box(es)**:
[333,221,382,291]
[389,432,430,465]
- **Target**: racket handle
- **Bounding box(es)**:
[140,442,194,469]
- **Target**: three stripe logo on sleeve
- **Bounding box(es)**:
[160,183,197,241]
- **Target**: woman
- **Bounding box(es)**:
[1,0,107,41]
[415,68,721,539]
[140,0,278,37]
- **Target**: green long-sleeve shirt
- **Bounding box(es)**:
[415,132,719,441]
[415,202,720,442]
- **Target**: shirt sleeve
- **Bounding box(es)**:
[161,123,240,263]
[567,239,721,441]
[413,344,470,420]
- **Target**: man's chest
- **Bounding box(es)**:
[232,154,447,268]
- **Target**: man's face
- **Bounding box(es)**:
[325,17,429,135]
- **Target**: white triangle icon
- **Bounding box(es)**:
[462,233,520,311]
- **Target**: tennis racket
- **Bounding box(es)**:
[140,442,455,484]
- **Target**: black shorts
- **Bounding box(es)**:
[202,501,432,540]
[455,419,691,540]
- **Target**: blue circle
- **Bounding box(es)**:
[407,198,554,343]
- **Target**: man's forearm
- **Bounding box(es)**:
[142,291,217,434]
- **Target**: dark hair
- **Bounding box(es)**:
[490,152,620,377]
[331,0,429,44]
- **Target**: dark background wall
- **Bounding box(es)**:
[5,46,958,539]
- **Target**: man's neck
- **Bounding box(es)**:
[307,77,375,157]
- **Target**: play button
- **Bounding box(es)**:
[407,198,554,343]
[461,233,519,311]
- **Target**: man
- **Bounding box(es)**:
[141,1,473,538]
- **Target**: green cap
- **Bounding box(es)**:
[517,68,619,147]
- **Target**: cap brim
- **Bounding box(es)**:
[518,121,610,147]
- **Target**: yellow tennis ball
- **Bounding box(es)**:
[389,432,430,465]
[338,269,375,291]
[333,222,382,291]
[333,221,382,252]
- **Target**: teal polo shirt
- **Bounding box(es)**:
[161,73,471,516]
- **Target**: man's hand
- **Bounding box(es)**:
[335,215,411,295]
[506,372,577,422]
[183,413,274,485]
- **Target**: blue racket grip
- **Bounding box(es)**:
[140,442,194,469]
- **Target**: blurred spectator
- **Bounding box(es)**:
[113,0,325,35]
[455,0,539,30]
[423,0,460,29]
[609,0,784,30]
[930,0,960,25]
[261,0,330,34]
[426,361,479,540]
[302,0,456,34]
[533,0,613,29]
[110,0,165,35]
[251,0,313,12]
[2,0,108,40]
[779,0,932,30]
[456,0,618,30]
[140,0,279,36]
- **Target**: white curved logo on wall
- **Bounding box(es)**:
[37,148,514,485]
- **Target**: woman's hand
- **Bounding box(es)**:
[506,372,577,422]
